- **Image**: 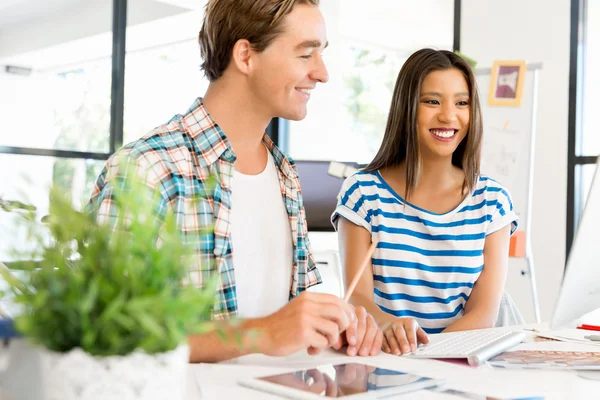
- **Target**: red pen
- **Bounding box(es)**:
[577,324,600,331]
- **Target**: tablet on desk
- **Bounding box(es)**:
[239,362,444,399]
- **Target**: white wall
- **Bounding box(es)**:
[461,0,571,322]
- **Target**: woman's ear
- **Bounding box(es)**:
[231,39,253,76]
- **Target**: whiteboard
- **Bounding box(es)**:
[476,64,541,237]
[475,63,542,323]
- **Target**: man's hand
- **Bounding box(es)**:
[330,305,383,357]
[381,318,429,355]
[254,292,356,357]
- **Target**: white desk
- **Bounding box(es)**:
[186,327,600,399]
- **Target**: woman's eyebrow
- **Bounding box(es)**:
[420,92,470,97]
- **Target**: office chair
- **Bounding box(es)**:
[495,291,525,327]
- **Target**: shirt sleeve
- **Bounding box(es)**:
[331,173,372,233]
[297,190,323,293]
[87,149,169,237]
[487,186,519,236]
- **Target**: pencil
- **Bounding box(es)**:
[343,241,377,302]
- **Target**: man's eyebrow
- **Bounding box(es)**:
[295,40,329,51]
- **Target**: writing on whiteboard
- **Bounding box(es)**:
[480,125,526,189]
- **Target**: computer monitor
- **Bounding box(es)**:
[551,156,600,328]
[294,160,359,232]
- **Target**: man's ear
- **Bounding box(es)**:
[231,39,253,76]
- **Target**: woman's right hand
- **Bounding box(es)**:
[380,317,429,355]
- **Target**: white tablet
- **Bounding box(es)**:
[239,362,444,399]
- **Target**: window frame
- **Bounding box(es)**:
[0,0,127,161]
[567,0,597,259]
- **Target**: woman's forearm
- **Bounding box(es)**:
[443,310,496,333]
[349,292,396,326]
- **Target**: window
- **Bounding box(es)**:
[0,155,105,260]
[123,8,209,144]
[568,0,599,254]
[286,0,455,163]
[0,0,114,261]
[579,0,600,157]
[0,1,214,261]
[578,163,596,212]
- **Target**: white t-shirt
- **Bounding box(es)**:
[231,150,293,318]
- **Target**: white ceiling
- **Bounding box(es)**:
[0,0,453,71]
[0,0,197,69]
[0,0,82,30]
[0,0,199,30]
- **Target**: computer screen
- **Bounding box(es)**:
[294,160,359,232]
[551,157,600,328]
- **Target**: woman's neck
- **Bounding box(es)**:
[397,156,460,194]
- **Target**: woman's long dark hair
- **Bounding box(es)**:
[365,48,482,200]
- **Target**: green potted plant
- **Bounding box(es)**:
[0,173,217,400]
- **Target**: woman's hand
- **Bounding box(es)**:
[381,317,429,355]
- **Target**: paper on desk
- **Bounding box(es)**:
[191,363,291,400]
[223,349,351,367]
[429,387,545,400]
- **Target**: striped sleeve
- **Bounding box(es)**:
[486,185,519,236]
[331,173,372,233]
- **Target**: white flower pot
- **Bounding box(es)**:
[40,345,189,400]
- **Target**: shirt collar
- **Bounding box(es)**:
[181,97,236,167]
[182,97,298,180]
[262,134,298,180]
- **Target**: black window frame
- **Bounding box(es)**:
[567,0,596,259]
[0,0,127,163]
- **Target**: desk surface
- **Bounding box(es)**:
[186,327,600,400]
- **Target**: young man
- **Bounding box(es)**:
[88,0,383,362]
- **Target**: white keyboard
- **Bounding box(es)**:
[407,329,526,366]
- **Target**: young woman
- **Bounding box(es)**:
[332,49,518,356]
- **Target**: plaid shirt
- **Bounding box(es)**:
[88,98,321,320]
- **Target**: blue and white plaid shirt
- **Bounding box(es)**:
[88,98,321,319]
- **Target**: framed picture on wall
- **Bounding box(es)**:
[488,60,526,106]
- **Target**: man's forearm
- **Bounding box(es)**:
[188,318,266,363]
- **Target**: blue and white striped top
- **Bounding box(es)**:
[332,170,518,334]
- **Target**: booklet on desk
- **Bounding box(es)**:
[535,328,600,346]
[488,350,600,370]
